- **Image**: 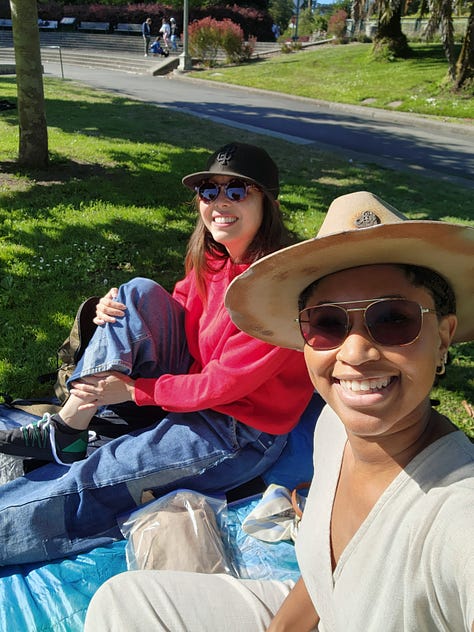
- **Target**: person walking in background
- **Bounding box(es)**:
[141,17,152,57]
[169,18,179,53]
[159,17,171,50]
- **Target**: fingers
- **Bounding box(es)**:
[69,382,101,401]
[71,374,107,386]
[70,378,106,410]
[70,372,135,407]
[106,288,119,300]
[95,288,127,324]
[77,402,99,411]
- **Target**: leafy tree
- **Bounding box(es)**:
[333,0,352,13]
[328,9,349,39]
[297,7,318,37]
[352,0,471,88]
[422,0,474,91]
[454,0,474,90]
[9,0,49,167]
[350,0,410,58]
[372,0,411,58]
[423,0,456,78]
[268,0,294,33]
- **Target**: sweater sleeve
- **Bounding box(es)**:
[134,327,302,412]
[134,260,314,431]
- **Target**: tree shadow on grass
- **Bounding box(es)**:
[0,158,115,187]
[0,83,473,399]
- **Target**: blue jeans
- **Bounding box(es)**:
[0,278,287,565]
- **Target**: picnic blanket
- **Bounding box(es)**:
[0,393,323,631]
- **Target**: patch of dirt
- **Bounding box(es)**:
[0,159,120,192]
[0,171,29,191]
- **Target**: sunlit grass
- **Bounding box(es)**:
[191,42,474,121]
[0,75,472,435]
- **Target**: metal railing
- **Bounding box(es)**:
[44,45,64,79]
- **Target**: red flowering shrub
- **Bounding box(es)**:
[63,3,115,22]
[219,19,245,63]
[61,3,170,29]
[327,9,348,42]
[28,2,275,41]
[240,35,257,62]
[189,17,222,67]
[189,17,249,67]
[37,1,63,22]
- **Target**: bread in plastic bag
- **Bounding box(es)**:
[119,489,235,574]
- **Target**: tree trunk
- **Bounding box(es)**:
[10,0,49,168]
[351,0,363,37]
[454,0,474,91]
[440,0,456,80]
[373,0,411,58]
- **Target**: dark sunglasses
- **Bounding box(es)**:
[297,298,438,350]
[195,178,256,203]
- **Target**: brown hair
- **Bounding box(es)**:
[185,194,293,299]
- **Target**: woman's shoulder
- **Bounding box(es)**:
[427,430,474,478]
[411,431,474,525]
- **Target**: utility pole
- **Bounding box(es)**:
[178,0,192,71]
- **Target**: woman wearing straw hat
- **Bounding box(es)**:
[84,191,473,631]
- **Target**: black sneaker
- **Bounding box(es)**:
[0,414,88,465]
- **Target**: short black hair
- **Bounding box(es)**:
[400,264,456,316]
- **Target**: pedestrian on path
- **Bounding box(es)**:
[159,17,171,50]
[170,18,179,52]
[141,17,152,56]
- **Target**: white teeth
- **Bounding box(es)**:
[214,216,236,224]
[339,377,391,392]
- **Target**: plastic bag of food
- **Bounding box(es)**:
[119,489,235,574]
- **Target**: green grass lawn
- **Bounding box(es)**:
[0,73,473,436]
[191,42,474,121]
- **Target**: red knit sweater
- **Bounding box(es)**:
[134,258,314,434]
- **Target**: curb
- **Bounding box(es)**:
[172,73,474,139]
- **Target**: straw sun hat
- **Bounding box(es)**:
[225,191,474,350]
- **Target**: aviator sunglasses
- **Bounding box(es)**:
[195,178,256,203]
[297,298,438,350]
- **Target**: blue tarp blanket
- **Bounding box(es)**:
[0,393,323,632]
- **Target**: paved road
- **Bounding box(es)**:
[43,60,474,188]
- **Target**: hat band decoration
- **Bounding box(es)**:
[225,191,474,350]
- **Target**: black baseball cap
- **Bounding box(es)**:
[182,142,280,199]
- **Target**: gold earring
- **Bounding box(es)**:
[436,352,448,376]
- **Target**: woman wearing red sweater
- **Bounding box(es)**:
[0,142,314,565]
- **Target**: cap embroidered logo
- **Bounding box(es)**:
[215,145,236,166]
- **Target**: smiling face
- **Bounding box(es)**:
[198,175,265,262]
[302,264,457,440]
